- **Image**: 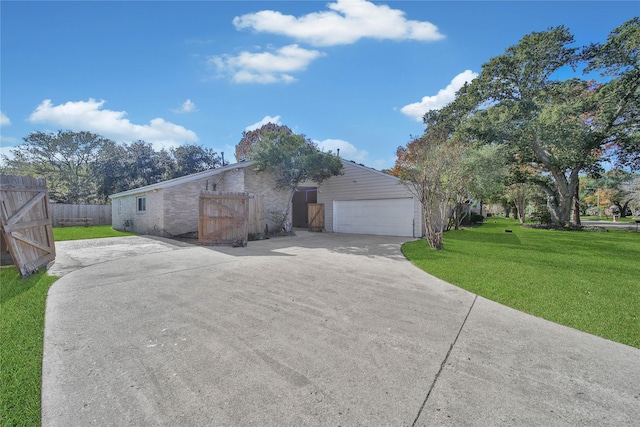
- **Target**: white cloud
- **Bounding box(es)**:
[210,44,324,84]
[233,0,444,47]
[316,138,368,162]
[400,70,478,122]
[0,111,11,127]
[28,99,198,150]
[172,99,197,113]
[245,115,282,131]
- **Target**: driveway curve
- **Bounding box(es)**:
[42,232,640,426]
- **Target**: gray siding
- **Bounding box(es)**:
[317,161,423,237]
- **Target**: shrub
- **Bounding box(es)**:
[531,208,552,224]
[468,213,485,224]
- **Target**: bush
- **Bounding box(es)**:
[531,208,552,224]
[248,232,265,241]
[468,213,485,224]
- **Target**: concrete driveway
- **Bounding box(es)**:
[42,232,640,426]
[582,219,640,232]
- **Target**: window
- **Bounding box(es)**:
[136,196,146,213]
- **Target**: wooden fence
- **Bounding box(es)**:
[199,192,265,245]
[51,204,112,227]
[0,175,55,276]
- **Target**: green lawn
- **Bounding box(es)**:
[0,268,57,426]
[403,218,640,348]
[53,224,136,241]
[1,225,136,425]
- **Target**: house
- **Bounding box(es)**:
[109,161,289,237]
[110,159,424,238]
[315,160,423,238]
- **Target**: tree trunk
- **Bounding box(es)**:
[425,229,443,249]
[573,184,581,226]
[284,187,297,232]
[615,200,632,218]
[516,199,526,225]
[544,168,579,227]
[423,204,444,249]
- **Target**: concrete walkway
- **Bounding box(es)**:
[42,233,640,426]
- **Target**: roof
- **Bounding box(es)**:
[108,157,397,199]
[108,161,254,199]
[340,159,400,182]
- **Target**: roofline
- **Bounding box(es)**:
[108,161,254,199]
[339,158,399,182]
[108,157,396,199]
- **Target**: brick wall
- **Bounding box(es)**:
[244,167,291,231]
[112,164,291,236]
[112,189,164,234]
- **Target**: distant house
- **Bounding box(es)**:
[110,159,424,238]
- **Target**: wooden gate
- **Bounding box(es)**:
[199,191,249,245]
[308,203,324,232]
[0,175,55,276]
[247,194,265,235]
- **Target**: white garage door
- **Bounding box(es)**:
[333,198,414,237]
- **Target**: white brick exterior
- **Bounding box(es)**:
[110,162,289,237]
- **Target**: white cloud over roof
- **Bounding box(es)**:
[29,99,198,149]
[233,0,444,47]
[316,138,368,162]
[400,70,478,122]
[210,44,324,84]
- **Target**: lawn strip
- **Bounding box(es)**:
[402,218,640,348]
[1,267,57,426]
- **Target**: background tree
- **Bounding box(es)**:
[394,129,469,249]
[599,170,636,217]
[170,144,220,178]
[123,141,173,188]
[235,123,293,162]
[581,171,639,217]
[462,144,509,216]
[583,17,640,171]
[505,183,539,225]
[3,130,228,204]
[94,140,129,203]
[620,175,640,215]
[248,129,343,231]
[2,130,110,203]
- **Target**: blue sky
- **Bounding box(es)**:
[1,1,637,170]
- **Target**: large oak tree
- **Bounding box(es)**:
[454,19,639,226]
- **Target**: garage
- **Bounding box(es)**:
[316,159,423,238]
[333,198,415,237]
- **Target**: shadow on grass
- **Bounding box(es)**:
[0,266,41,304]
[445,228,523,246]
